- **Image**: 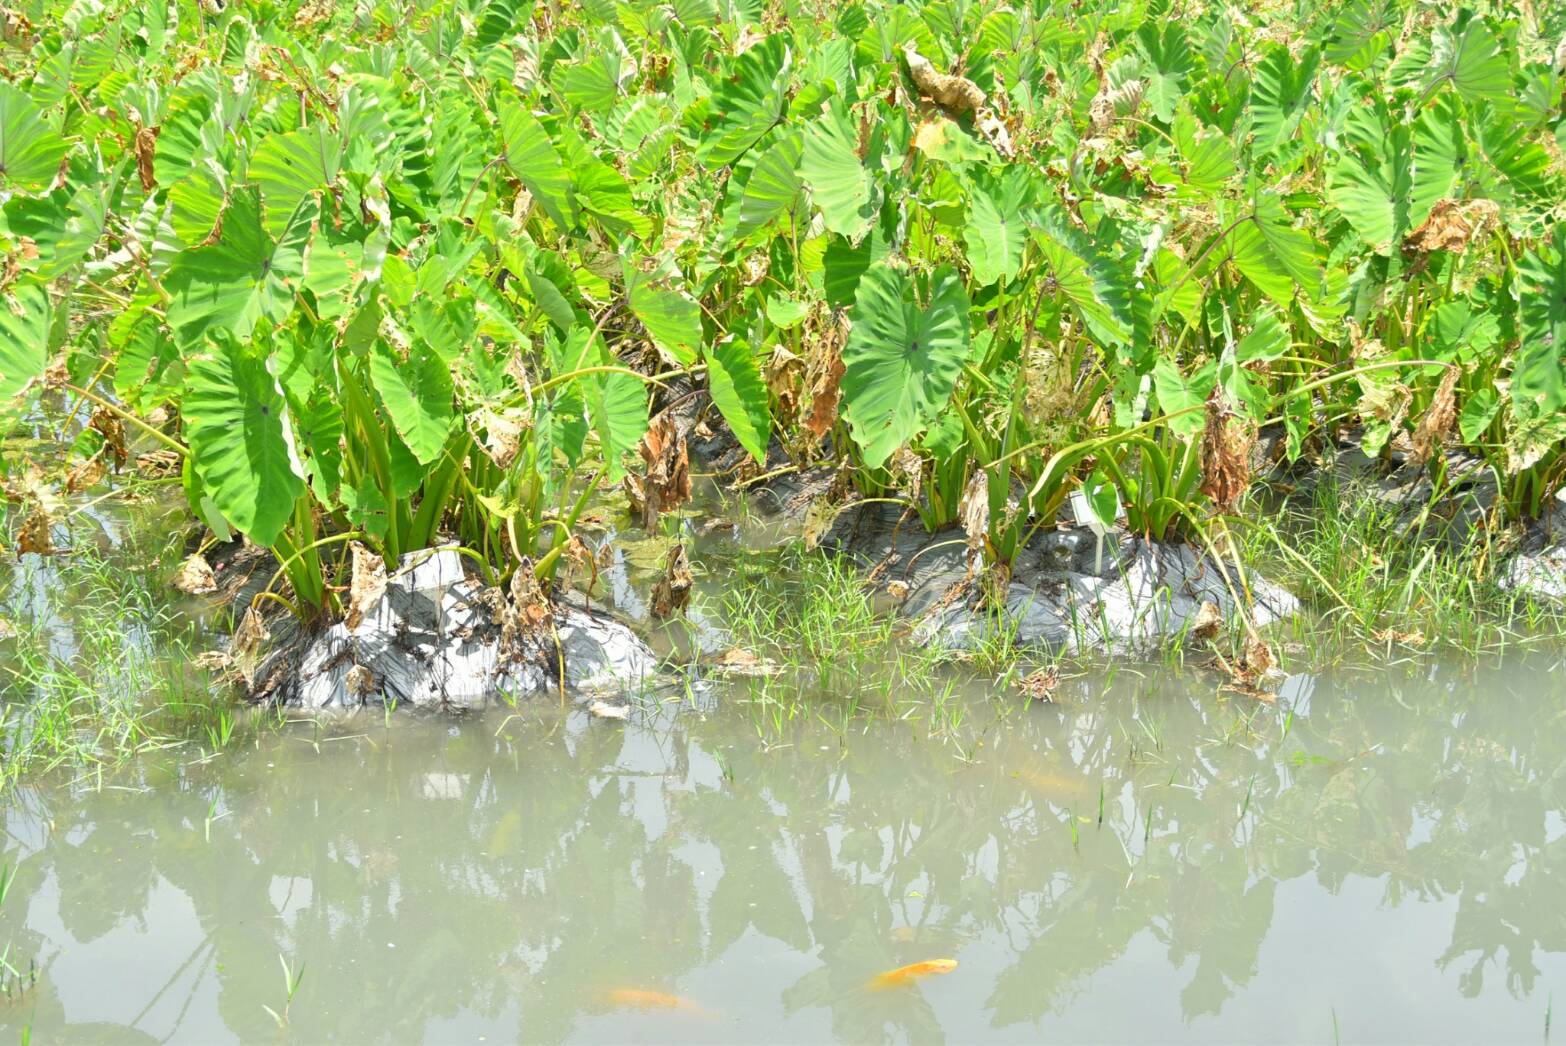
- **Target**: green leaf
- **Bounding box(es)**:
[1459,385,1499,443]
[0,281,50,405]
[627,269,703,366]
[697,36,790,166]
[248,125,342,239]
[1236,307,1290,362]
[841,264,971,468]
[1250,44,1318,156]
[1424,20,1510,105]
[534,383,589,487]
[1326,0,1396,71]
[1036,214,1132,346]
[1512,227,1566,422]
[1226,190,1322,307]
[1327,96,1458,254]
[1135,22,1193,123]
[801,103,873,239]
[369,338,456,466]
[0,83,68,191]
[963,170,1028,288]
[497,95,575,229]
[1152,357,1215,439]
[765,295,810,328]
[181,337,305,546]
[1171,107,1233,195]
[583,363,648,484]
[733,132,803,241]
[706,336,771,463]
[165,188,315,348]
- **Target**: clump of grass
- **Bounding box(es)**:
[1239,478,1566,660]
[0,547,237,790]
[717,543,959,743]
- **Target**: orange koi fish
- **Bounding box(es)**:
[868,958,958,989]
[605,988,710,1015]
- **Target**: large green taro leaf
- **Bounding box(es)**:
[705,337,771,463]
[164,187,314,348]
[841,264,971,468]
[181,336,305,546]
[368,337,456,466]
[0,281,50,406]
[0,83,68,192]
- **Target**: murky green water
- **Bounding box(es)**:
[1,655,1564,1042]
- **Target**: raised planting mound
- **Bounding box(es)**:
[4,0,1566,706]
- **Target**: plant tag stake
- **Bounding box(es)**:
[1069,489,1110,575]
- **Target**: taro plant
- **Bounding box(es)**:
[2,0,1565,628]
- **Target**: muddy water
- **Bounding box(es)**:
[0,656,1563,1043]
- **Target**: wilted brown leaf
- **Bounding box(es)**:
[1404,199,1498,255]
[136,449,183,477]
[173,552,218,595]
[903,45,985,112]
[712,646,783,677]
[1199,390,1254,515]
[1190,600,1222,642]
[492,560,553,659]
[637,413,691,529]
[623,472,647,521]
[345,663,378,698]
[1410,366,1460,465]
[345,542,387,631]
[230,605,270,685]
[64,451,107,494]
[1019,667,1059,702]
[649,543,692,619]
[766,345,803,421]
[889,447,923,500]
[133,125,159,191]
[90,408,128,469]
[16,507,55,556]
[958,470,989,558]
[802,324,845,440]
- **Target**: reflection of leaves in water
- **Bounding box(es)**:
[3,658,1566,1039]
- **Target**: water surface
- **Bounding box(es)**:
[2,656,1563,1042]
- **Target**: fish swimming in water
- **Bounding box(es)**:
[604,988,710,1014]
[868,959,958,989]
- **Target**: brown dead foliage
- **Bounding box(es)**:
[230,606,270,686]
[173,552,219,595]
[90,408,129,469]
[1410,366,1460,465]
[635,413,691,529]
[344,541,387,631]
[958,470,989,560]
[649,542,692,619]
[711,646,783,677]
[64,451,107,494]
[16,508,56,556]
[490,560,554,661]
[133,125,159,191]
[802,315,846,440]
[1019,667,1059,702]
[1404,199,1499,255]
[903,45,985,113]
[136,449,183,477]
[1199,390,1255,515]
[345,663,378,698]
[1212,631,1278,702]
[1189,600,1222,643]
[766,346,803,421]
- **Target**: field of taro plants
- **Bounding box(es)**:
[1,0,1564,634]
